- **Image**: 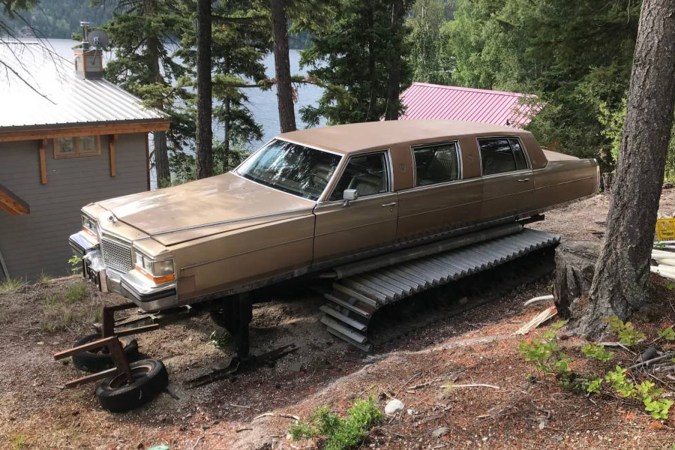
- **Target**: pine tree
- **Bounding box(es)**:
[300,0,414,125]
[211,0,270,170]
[100,0,193,187]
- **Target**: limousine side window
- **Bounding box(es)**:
[329,152,389,201]
[479,138,528,176]
[413,142,460,186]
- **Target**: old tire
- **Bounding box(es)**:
[71,334,139,373]
[95,359,168,413]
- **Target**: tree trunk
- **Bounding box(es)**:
[152,131,170,186]
[224,98,231,170]
[577,0,675,338]
[196,0,213,179]
[270,0,296,133]
[384,0,404,121]
[144,1,171,186]
[366,5,377,121]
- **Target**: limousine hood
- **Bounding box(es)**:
[95,173,315,246]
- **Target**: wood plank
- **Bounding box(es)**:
[144,133,150,190]
[109,134,117,177]
[38,139,47,185]
[0,120,171,143]
[0,183,30,215]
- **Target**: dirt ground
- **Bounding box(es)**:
[2,191,675,449]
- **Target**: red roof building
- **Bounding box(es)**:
[399,82,540,127]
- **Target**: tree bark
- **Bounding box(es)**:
[196,0,213,179]
[270,0,296,133]
[553,241,600,320]
[384,0,404,121]
[145,17,171,186]
[577,0,675,338]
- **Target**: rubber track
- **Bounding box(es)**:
[321,228,560,351]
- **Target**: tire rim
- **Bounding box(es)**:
[108,363,154,388]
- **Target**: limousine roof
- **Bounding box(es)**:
[278,120,531,154]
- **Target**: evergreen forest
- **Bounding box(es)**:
[1,0,673,183]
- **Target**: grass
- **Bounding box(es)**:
[9,434,28,450]
[37,273,53,285]
[0,278,26,295]
[39,281,101,333]
[290,398,382,450]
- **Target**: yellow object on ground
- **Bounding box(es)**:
[656,217,675,240]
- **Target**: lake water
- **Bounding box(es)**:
[44,38,324,150]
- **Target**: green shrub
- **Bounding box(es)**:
[518,320,571,377]
[607,316,646,346]
[581,343,614,362]
[289,398,382,450]
[658,326,675,342]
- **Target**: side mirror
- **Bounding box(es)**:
[342,189,358,207]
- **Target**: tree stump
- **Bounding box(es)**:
[601,172,614,193]
[553,241,600,320]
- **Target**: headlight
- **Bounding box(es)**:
[134,251,175,284]
[82,214,99,238]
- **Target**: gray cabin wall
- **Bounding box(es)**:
[0,133,148,280]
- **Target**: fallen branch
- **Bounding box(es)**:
[514,306,557,335]
[628,353,674,370]
[523,294,554,306]
[447,383,500,390]
[253,412,300,422]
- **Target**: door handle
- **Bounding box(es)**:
[517,178,530,182]
[381,202,397,207]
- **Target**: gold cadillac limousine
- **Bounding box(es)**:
[69,120,599,313]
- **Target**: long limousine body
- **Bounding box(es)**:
[69,120,599,313]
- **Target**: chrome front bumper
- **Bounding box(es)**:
[69,231,178,312]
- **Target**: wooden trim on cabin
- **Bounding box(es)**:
[38,139,47,185]
[0,120,171,143]
[0,183,30,215]
[145,133,151,190]
[109,134,117,177]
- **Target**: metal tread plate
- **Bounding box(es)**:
[322,228,560,350]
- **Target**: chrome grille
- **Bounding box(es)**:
[101,235,133,273]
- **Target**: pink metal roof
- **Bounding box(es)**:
[399,82,541,127]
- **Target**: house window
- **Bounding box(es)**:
[53,136,101,159]
[413,142,460,186]
[478,138,528,176]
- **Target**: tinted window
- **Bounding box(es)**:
[330,152,389,201]
[413,142,459,186]
[479,138,528,175]
[510,138,528,170]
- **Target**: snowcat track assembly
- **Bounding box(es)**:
[320,228,560,351]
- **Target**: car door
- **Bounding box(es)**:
[313,151,398,263]
[397,141,483,240]
[478,137,534,220]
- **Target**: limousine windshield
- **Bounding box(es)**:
[237,139,342,201]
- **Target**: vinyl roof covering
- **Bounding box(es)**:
[279,119,531,154]
[400,82,541,127]
[0,42,168,131]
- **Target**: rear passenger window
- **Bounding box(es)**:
[479,138,528,176]
[413,142,460,186]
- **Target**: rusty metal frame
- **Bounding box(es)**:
[54,336,132,388]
